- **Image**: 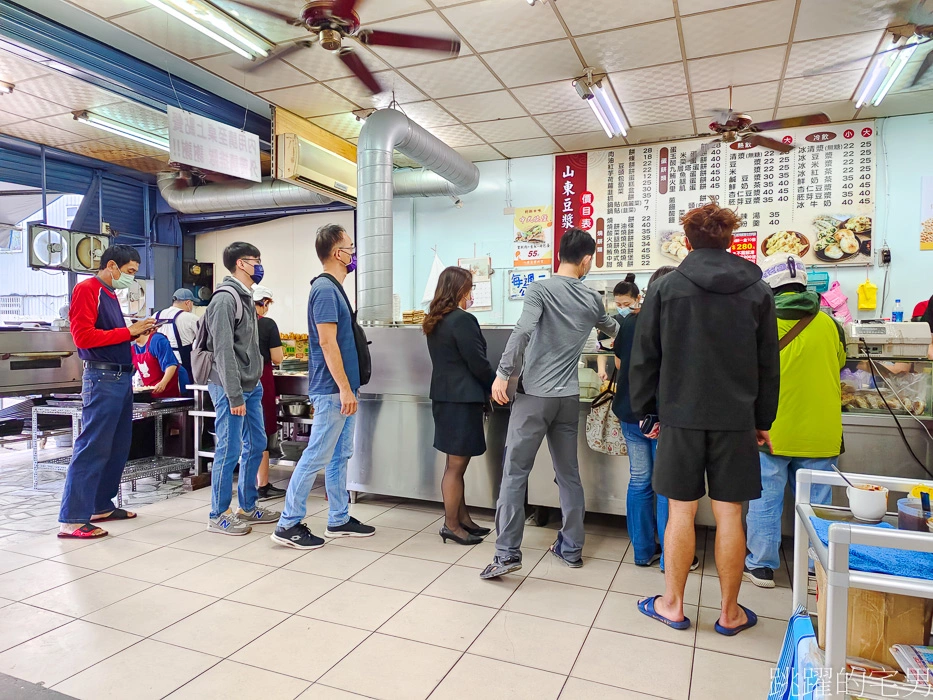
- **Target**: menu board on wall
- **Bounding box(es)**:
[554,121,877,272]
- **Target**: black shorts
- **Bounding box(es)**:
[654,426,762,503]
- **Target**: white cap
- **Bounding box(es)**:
[760,254,808,289]
[252,285,274,302]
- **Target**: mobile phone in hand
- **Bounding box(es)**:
[639,414,659,437]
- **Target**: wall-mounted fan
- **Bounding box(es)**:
[117,282,147,317]
[28,225,69,270]
[71,233,109,273]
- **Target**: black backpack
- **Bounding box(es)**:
[314,274,372,386]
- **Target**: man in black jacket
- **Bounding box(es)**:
[630,202,780,636]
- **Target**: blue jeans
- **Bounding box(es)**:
[208,383,265,519]
[746,453,835,570]
[59,368,134,523]
[279,393,355,530]
[621,422,669,565]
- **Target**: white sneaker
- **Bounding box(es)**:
[208,511,252,536]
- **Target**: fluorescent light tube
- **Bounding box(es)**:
[586,97,614,138]
[144,0,271,59]
[0,81,13,94]
[592,80,627,137]
[74,111,170,152]
[872,36,920,106]
[855,59,888,108]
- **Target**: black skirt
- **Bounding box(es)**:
[432,401,486,457]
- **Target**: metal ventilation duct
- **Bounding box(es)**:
[357,109,479,323]
[156,173,333,214]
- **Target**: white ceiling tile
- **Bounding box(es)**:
[258,83,356,118]
[511,81,582,115]
[37,112,121,141]
[112,7,232,60]
[324,73,426,109]
[858,88,933,118]
[0,49,51,82]
[492,137,561,158]
[681,0,795,59]
[454,144,505,162]
[553,0,674,34]
[535,108,602,136]
[15,73,124,111]
[396,101,460,128]
[363,12,469,67]
[678,0,760,13]
[784,31,885,78]
[400,56,501,98]
[437,91,526,122]
[195,53,313,93]
[92,102,170,136]
[691,81,779,115]
[0,90,72,119]
[687,46,786,91]
[623,94,693,126]
[793,0,898,42]
[283,45,389,82]
[775,100,857,122]
[441,0,566,53]
[426,124,484,147]
[64,0,150,19]
[468,116,546,142]
[354,0,434,23]
[695,109,773,131]
[626,119,698,144]
[0,120,89,147]
[310,113,363,140]
[554,131,628,152]
[576,20,682,72]
[608,63,687,102]
[211,1,310,44]
[0,112,27,128]
[483,41,584,88]
[779,69,864,106]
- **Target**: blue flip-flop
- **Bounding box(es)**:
[637,595,691,630]
[714,605,758,636]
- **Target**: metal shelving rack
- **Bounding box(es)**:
[32,400,195,507]
[792,469,933,700]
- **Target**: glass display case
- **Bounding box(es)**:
[841,357,933,418]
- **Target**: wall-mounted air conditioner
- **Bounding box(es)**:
[275,133,357,206]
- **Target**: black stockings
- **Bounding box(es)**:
[441,454,476,535]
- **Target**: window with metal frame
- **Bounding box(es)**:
[0,296,23,316]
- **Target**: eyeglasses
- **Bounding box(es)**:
[337,246,356,255]
[241,257,262,266]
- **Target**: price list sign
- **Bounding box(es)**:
[554,121,876,272]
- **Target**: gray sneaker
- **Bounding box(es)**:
[237,506,281,523]
[208,511,252,536]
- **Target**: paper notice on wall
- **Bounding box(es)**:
[168,106,261,182]
[509,269,550,300]
[513,206,553,267]
[921,176,933,251]
[471,280,492,311]
[458,256,492,281]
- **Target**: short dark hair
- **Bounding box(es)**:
[648,266,676,287]
[681,203,741,249]
[316,224,346,263]
[222,241,261,273]
[559,228,596,265]
[613,273,638,299]
[99,244,140,270]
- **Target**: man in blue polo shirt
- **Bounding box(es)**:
[272,224,376,549]
[58,245,155,538]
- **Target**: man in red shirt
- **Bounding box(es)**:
[58,245,155,538]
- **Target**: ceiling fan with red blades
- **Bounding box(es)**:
[229,0,461,94]
[688,109,831,163]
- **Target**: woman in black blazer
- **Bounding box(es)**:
[424,266,496,546]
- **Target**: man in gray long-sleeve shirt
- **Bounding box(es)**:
[204,242,280,535]
[481,229,618,580]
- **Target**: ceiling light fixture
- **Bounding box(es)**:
[0,81,13,94]
[353,108,376,124]
[143,0,273,60]
[73,111,170,152]
[855,34,920,108]
[573,69,627,138]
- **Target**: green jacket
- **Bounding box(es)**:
[769,291,847,457]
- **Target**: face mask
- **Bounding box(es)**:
[466,297,474,310]
[618,307,632,317]
[246,263,264,285]
[344,252,358,274]
[111,267,135,290]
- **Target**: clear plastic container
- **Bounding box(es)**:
[897,498,929,531]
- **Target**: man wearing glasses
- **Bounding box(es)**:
[204,242,280,535]
[272,224,376,549]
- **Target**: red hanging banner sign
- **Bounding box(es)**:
[553,154,588,272]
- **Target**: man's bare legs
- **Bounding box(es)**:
[711,499,748,628]
[653,498,698,623]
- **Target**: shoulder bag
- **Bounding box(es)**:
[314,274,372,386]
[585,367,628,456]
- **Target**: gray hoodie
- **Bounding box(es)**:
[205,276,261,407]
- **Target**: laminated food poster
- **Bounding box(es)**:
[921,176,933,251]
[554,121,877,272]
[513,205,553,268]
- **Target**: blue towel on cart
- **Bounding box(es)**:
[810,516,933,581]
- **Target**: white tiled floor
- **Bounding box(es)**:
[0,481,793,699]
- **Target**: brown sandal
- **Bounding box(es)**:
[58,523,108,539]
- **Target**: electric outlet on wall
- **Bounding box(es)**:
[880,245,891,266]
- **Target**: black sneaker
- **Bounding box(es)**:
[325,516,375,538]
[743,565,775,589]
[270,523,324,550]
[480,556,522,580]
[257,484,287,501]
[549,542,583,568]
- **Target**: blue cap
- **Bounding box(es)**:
[172,288,197,302]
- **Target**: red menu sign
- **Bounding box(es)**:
[730,232,758,263]
[553,153,588,272]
